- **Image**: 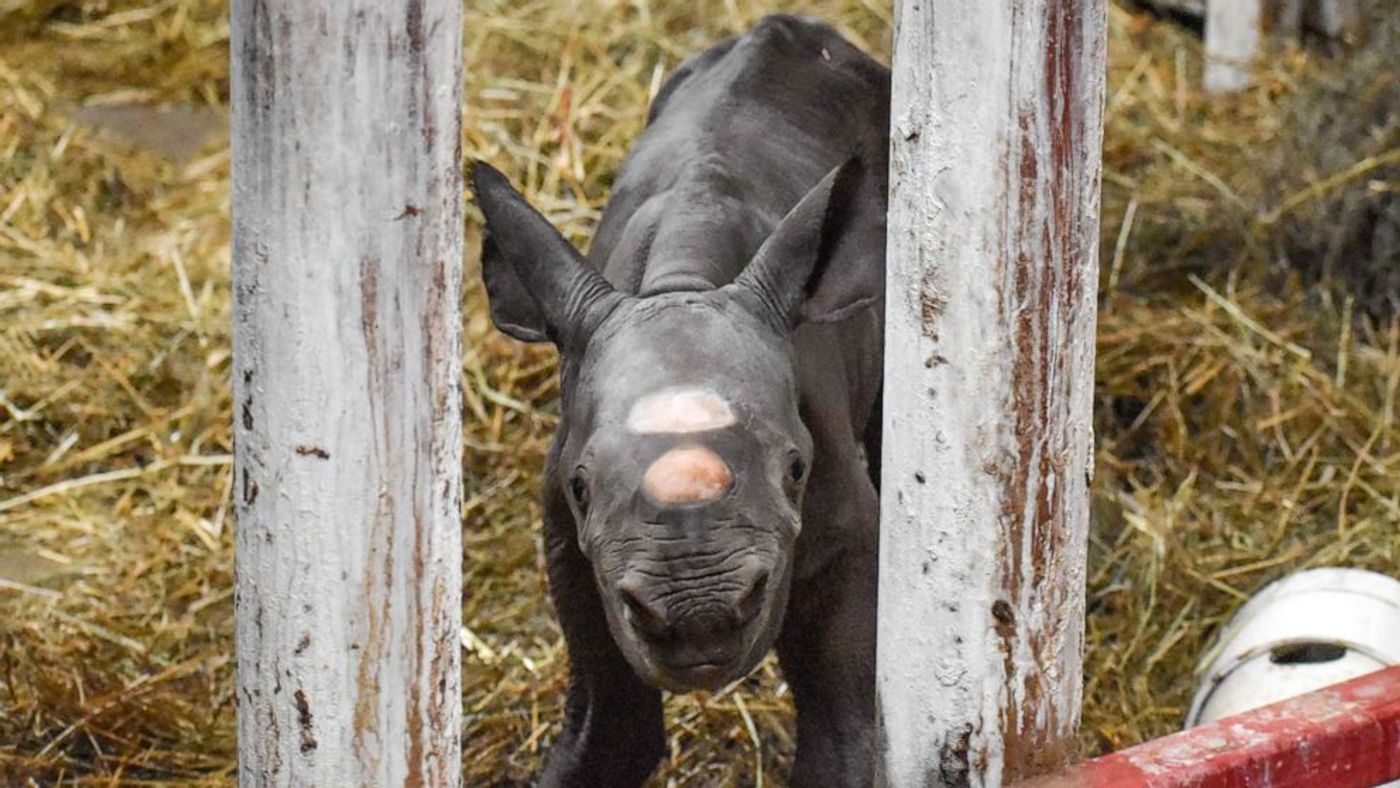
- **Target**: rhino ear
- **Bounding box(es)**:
[471,161,620,349]
[731,156,883,330]
[478,219,548,343]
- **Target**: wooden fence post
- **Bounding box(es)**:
[1204,0,1265,93]
[1308,0,1360,40]
[231,1,463,784]
[1175,0,1365,93]
[878,1,1107,785]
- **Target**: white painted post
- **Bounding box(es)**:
[1204,0,1264,92]
[878,0,1106,785]
[1308,0,1360,39]
[1204,0,1366,92]
[231,1,463,785]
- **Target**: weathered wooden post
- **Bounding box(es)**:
[1309,0,1360,39]
[231,1,463,784]
[1204,0,1265,93]
[878,0,1106,785]
[1204,1,1363,93]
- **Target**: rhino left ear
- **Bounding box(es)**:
[730,156,885,329]
[471,161,621,351]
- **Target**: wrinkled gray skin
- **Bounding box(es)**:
[472,15,888,787]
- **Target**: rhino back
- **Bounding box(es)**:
[588,15,891,296]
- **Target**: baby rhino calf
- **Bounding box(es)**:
[472,15,889,787]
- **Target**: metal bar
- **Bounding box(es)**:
[1024,665,1400,788]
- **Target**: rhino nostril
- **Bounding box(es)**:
[619,583,670,638]
[734,568,770,626]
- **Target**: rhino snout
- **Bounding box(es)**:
[613,556,774,689]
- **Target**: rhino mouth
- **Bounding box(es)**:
[664,664,741,692]
[647,650,752,692]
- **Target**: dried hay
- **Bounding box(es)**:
[0,0,1396,785]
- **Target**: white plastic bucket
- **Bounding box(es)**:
[1187,567,1400,727]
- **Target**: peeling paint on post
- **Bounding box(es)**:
[231,1,463,785]
[877,1,1106,786]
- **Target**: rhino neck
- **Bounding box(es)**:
[609,156,775,296]
[637,204,758,294]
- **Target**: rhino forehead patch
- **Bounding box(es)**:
[643,445,733,504]
[626,388,736,434]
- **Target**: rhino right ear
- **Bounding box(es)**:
[471,161,620,349]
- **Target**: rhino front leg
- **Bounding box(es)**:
[538,497,665,788]
[777,539,878,787]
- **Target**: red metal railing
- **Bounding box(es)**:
[1025,665,1400,788]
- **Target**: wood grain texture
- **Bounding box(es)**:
[231,1,463,784]
[877,1,1106,785]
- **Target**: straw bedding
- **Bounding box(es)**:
[0,0,1395,784]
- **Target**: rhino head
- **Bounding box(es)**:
[471,159,870,691]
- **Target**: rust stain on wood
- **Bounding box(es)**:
[353,250,387,773]
[938,724,974,786]
[294,688,318,753]
[991,0,1090,779]
[405,504,427,788]
[352,488,395,775]
[359,256,380,352]
[427,573,454,776]
[919,267,947,341]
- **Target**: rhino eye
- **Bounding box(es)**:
[568,469,590,513]
[786,453,807,485]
